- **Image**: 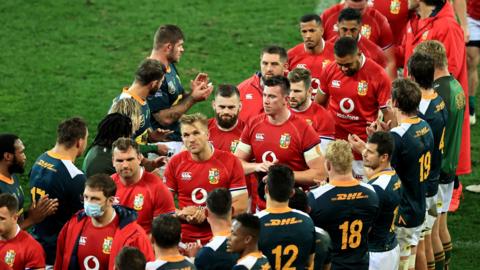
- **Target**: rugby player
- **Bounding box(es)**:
[256,165,315,269]
[238,45,288,122]
[29,117,88,267]
[287,14,335,99]
[288,68,335,153]
[114,247,146,270]
[55,174,154,270]
[467,0,480,125]
[227,214,271,270]
[0,193,45,270]
[408,52,448,270]
[110,137,175,234]
[308,140,379,270]
[146,215,196,270]
[235,76,325,210]
[316,36,394,179]
[415,40,466,269]
[148,24,213,141]
[164,113,247,249]
[194,188,238,270]
[363,132,401,270]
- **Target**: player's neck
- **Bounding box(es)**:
[369,164,393,177]
[433,68,450,81]
[420,87,435,96]
[295,99,312,112]
[50,144,78,162]
[208,218,231,236]
[266,198,289,210]
[121,167,143,186]
[305,38,324,54]
[128,83,148,101]
[417,2,436,19]
[91,206,115,227]
[155,246,182,260]
[328,172,355,182]
[191,144,214,162]
[0,225,19,241]
[267,109,290,125]
[397,111,417,123]
[0,165,11,179]
[241,245,259,259]
[150,50,170,67]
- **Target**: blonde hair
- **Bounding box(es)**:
[179,113,209,129]
[414,40,448,69]
[325,140,353,174]
[109,98,142,133]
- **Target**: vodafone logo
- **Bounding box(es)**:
[262,151,278,163]
[84,256,100,270]
[191,188,208,204]
[311,78,320,91]
[340,98,355,114]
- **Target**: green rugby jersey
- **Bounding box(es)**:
[367,170,401,252]
[308,179,379,270]
[147,63,185,141]
[0,174,25,215]
[256,207,315,270]
[433,76,466,182]
[195,234,238,270]
[418,92,448,196]
[233,252,271,270]
[390,117,434,228]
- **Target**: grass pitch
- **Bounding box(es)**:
[0,0,478,268]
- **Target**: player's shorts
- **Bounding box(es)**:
[396,225,423,256]
[369,244,400,270]
[437,182,454,213]
[467,16,480,46]
[423,194,438,231]
[352,160,367,182]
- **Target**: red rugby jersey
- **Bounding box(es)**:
[164,149,246,241]
[112,170,175,234]
[321,3,394,50]
[0,228,45,270]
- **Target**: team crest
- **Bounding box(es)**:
[208,168,220,184]
[133,193,144,211]
[279,133,291,149]
[357,80,368,96]
[102,237,113,254]
[361,24,372,39]
[305,119,313,125]
[421,31,429,41]
[230,140,240,153]
[4,250,15,267]
[390,0,401,14]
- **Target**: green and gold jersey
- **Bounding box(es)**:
[433,76,466,181]
[256,207,315,270]
[368,170,401,252]
[308,179,379,270]
[418,92,448,196]
[0,173,25,215]
[390,117,434,228]
[146,256,195,270]
[313,226,332,270]
[233,252,271,270]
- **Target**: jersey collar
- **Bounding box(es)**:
[368,168,396,181]
[401,116,421,124]
[329,179,359,187]
[0,173,14,185]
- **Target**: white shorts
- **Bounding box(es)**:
[352,160,367,182]
[468,16,480,41]
[396,225,423,256]
[369,244,400,270]
[423,195,438,231]
[437,182,454,213]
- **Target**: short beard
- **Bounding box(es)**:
[8,160,24,175]
[215,114,238,129]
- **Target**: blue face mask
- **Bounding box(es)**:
[84,202,104,217]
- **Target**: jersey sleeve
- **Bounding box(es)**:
[375,70,392,110]
[302,125,323,163]
[319,65,331,96]
[154,182,176,216]
[229,155,247,193]
[237,121,253,157]
[163,158,178,193]
[377,13,394,50]
[26,236,46,269]
[390,132,402,168]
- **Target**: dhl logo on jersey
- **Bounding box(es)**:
[332,192,368,201]
[264,217,303,227]
[415,126,430,138]
[393,180,401,191]
[435,101,445,112]
[36,160,57,172]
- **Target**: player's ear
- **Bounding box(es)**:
[149,234,155,245]
[230,206,235,217]
[205,207,210,219]
[211,100,216,110]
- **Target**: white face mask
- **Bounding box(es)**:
[84,201,105,218]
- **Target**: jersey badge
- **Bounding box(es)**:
[305,119,313,125]
[208,168,220,184]
[357,80,368,96]
[4,250,15,267]
[230,140,240,153]
[279,133,291,149]
[421,31,429,41]
[390,0,401,14]
[102,237,113,254]
[322,60,331,69]
[181,172,192,181]
[134,193,144,211]
[361,24,372,39]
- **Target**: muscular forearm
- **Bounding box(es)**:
[232,193,248,216]
[240,160,259,175]
[293,169,323,185]
[153,94,196,126]
[385,47,397,80]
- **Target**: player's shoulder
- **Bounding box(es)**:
[205,235,228,251]
[141,170,164,184]
[238,73,260,90]
[207,118,216,129]
[288,43,305,57]
[213,148,237,161]
[390,123,410,138]
[169,150,190,163]
[359,181,376,193]
[363,58,387,75]
[309,183,336,200]
[322,3,343,17]
[365,6,390,23]
[369,172,396,190]
[48,153,84,180]
[245,113,267,129]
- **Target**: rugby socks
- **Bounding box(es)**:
[427,261,435,270]
[443,242,452,267]
[469,96,476,116]
[434,251,445,270]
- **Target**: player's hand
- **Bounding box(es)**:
[177,206,198,221]
[190,73,213,102]
[28,195,59,224]
[462,24,470,43]
[156,144,169,156]
[254,161,276,173]
[186,207,206,225]
[141,156,167,172]
[348,134,366,154]
[148,128,173,142]
[184,240,203,258]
